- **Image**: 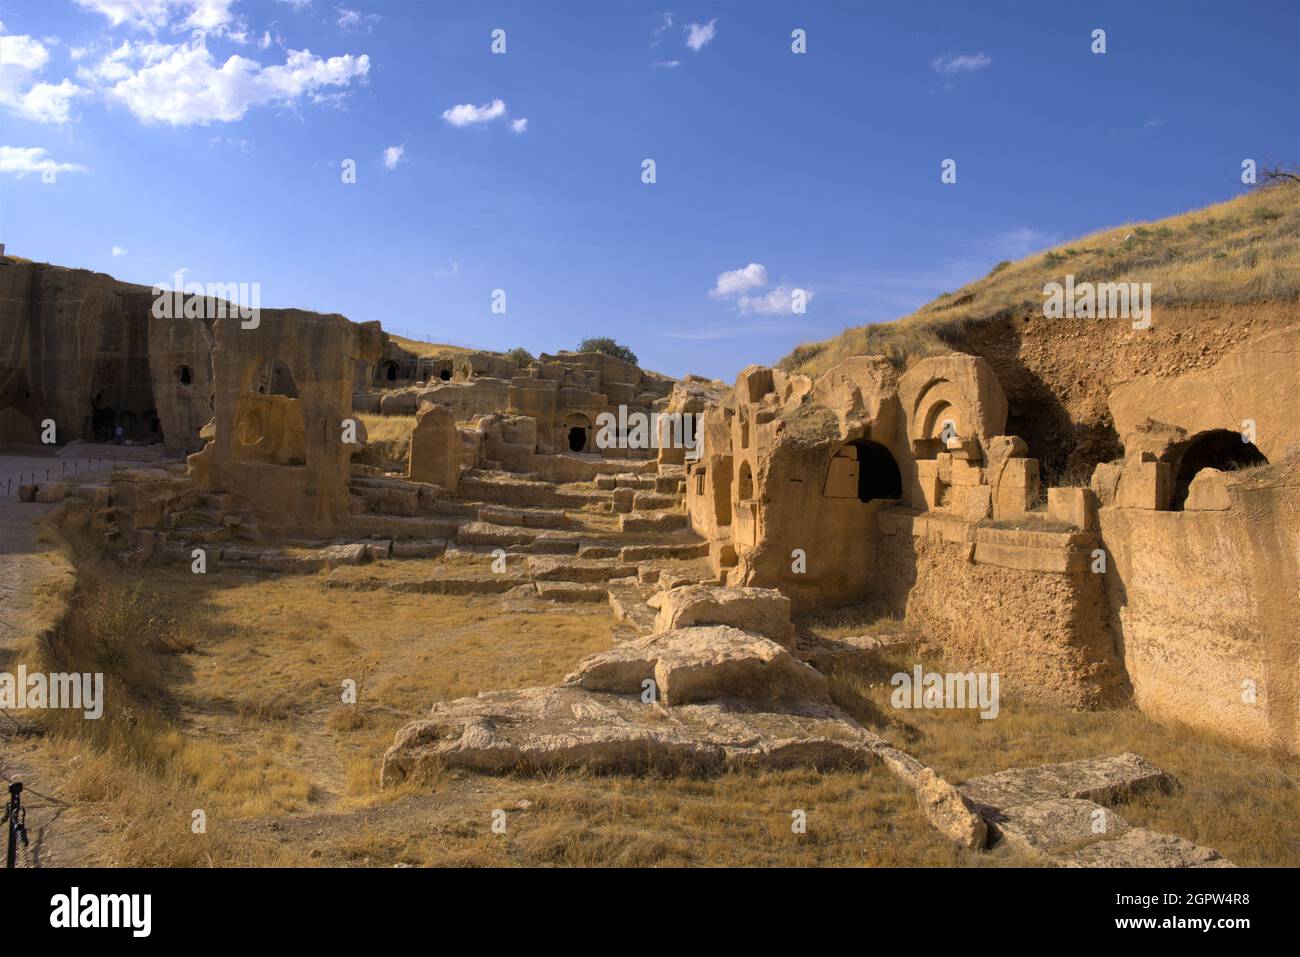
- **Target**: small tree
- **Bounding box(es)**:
[505,346,534,368]
[577,337,638,366]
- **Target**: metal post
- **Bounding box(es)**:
[5,782,21,869]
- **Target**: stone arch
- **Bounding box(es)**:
[564,412,593,453]
[1170,429,1267,509]
[234,358,307,466]
[824,440,903,502]
[247,358,300,397]
[377,359,400,384]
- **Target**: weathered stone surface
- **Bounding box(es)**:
[621,511,686,533]
[534,581,608,603]
[960,752,1172,810]
[649,584,795,645]
[390,539,447,559]
[407,402,461,492]
[526,556,636,583]
[1062,828,1232,868]
[1185,467,1234,510]
[565,625,829,708]
[915,767,989,850]
[380,684,879,783]
[989,797,1129,857]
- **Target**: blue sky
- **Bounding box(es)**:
[1,0,1296,380]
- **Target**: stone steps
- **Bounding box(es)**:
[525,555,637,583]
[621,511,687,533]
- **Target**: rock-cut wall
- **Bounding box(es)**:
[0,260,214,452]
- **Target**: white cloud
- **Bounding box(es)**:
[0,32,87,123]
[441,98,507,127]
[0,145,88,177]
[510,117,527,134]
[710,262,767,298]
[112,245,129,256]
[383,144,404,169]
[710,262,812,314]
[651,12,673,44]
[685,19,716,51]
[82,41,370,125]
[336,6,380,33]
[930,52,991,76]
[738,285,813,315]
[208,134,253,152]
[73,1,240,34]
[653,59,680,69]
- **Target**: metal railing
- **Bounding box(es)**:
[2,452,155,497]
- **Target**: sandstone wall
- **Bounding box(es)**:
[0,261,213,451]
[1098,472,1300,755]
[869,511,1127,709]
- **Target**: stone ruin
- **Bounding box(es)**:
[8,255,1297,864]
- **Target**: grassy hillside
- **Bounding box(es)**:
[387,335,488,357]
[782,180,1300,376]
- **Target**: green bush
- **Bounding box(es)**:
[505,347,534,368]
[577,337,638,366]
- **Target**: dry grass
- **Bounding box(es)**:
[783,181,1300,376]
[827,646,1300,867]
[355,413,415,472]
[386,336,485,358]
[19,551,1299,867]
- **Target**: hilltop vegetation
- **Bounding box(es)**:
[782,180,1300,376]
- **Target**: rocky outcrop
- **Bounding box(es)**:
[563,624,828,708]
[648,584,795,645]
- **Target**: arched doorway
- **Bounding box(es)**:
[852,440,902,502]
[1170,429,1267,509]
[564,413,593,453]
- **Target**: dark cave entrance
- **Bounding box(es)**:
[852,440,903,502]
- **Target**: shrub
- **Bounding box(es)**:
[505,346,534,367]
[988,260,1012,276]
[577,337,638,366]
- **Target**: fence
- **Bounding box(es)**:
[2,452,156,498]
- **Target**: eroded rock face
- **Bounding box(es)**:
[564,624,828,708]
[648,584,795,645]
[407,402,461,493]
[0,261,214,451]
